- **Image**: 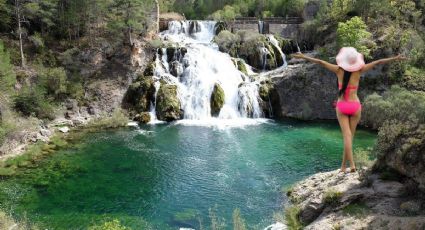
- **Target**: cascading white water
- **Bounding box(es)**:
[153,20,265,123]
[267,34,288,68]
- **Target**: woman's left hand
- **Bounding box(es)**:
[291,52,304,59]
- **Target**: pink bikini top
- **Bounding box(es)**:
[338,83,358,101]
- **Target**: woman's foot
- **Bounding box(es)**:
[350,167,357,173]
[340,167,347,173]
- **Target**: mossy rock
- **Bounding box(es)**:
[214,21,228,35]
[143,62,156,76]
[259,83,271,101]
[134,112,151,124]
[165,47,187,62]
[210,83,225,117]
[124,76,156,112]
[236,59,248,75]
[155,84,182,121]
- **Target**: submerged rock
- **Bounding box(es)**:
[210,83,225,117]
[155,84,182,121]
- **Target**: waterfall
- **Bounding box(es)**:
[145,20,288,125]
[258,20,264,34]
[267,35,288,68]
[151,20,265,123]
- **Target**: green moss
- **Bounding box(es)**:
[210,83,225,117]
[323,189,343,205]
[342,202,369,217]
[155,84,182,121]
[236,59,248,75]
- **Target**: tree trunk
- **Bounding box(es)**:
[15,0,25,68]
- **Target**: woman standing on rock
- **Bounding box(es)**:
[292,47,406,173]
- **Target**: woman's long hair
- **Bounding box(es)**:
[339,70,352,97]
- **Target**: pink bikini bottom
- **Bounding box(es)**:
[336,101,361,116]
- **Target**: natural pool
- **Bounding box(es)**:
[0,120,376,229]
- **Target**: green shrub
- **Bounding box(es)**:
[36,66,68,100]
[342,202,369,217]
[402,66,425,91]
[337,16,376,58]
[13,88,55,120]
[354,148,375,169]
[362,85,425,129]
[214,31,240,57]
[284,205,303,230]
[0,40,16,92]
[323,189,343,205]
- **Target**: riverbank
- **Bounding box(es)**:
[287,169,425,229]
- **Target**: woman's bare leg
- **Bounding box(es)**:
[336,110,352,172]
[348,109,362,172]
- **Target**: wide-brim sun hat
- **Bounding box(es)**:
[336,47,365,72]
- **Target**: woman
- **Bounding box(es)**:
[292,47,406,173]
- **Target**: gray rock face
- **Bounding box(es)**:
[271,63,337,120]
[271,61,388,120]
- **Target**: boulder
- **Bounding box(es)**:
[124,76,156,112]
[210,83,225,117]
[170,61,184,77]
[134,112,151,124]
[155,84,182,121]
[375,123,425,192]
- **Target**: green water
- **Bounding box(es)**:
[0,120,376,229]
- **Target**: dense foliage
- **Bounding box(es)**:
[163,0,306,19]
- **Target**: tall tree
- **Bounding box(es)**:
[14,0,26,67]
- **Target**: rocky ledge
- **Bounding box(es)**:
[288,170,425,229]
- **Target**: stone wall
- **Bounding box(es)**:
[269,23,300,39]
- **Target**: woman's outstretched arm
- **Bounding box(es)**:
[361,54,407,73]
[292,52,339,73]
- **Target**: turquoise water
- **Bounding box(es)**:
[0,120,376,229]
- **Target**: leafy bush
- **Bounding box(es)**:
[362,85,425,129]
[214,31,240,57]
[337,16,376,58]
[36,66,68,100]
[0,40,15,92]
[402,66,425,91]
[13,88,55,120]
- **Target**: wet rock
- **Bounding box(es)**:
[210,83,225,117]
[155,84,182,121]
[134,112,151,124]
[170,61,184,77]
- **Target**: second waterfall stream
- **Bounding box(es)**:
[148,20,286,125]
